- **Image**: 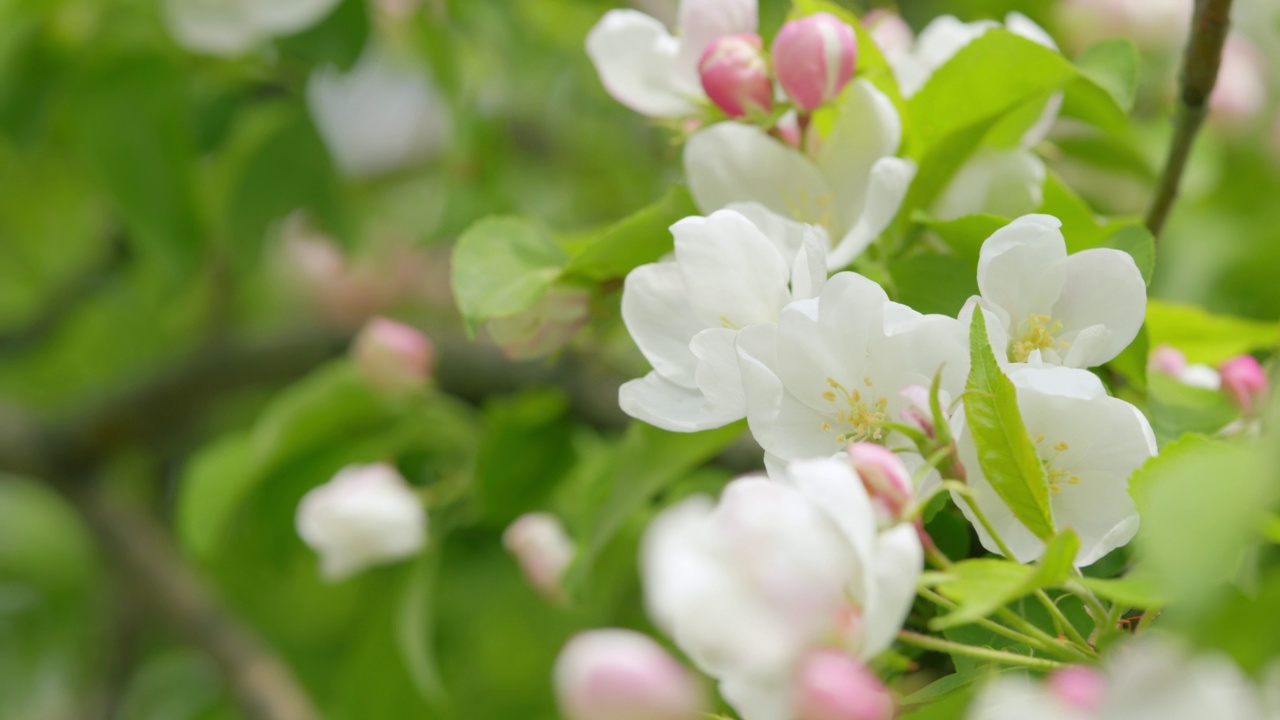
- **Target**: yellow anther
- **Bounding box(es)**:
[1054,441,1069,452]
[1011,313,1071,362]
[822,391,836,402]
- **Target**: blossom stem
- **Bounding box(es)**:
[917,587,1091,662]
[896,630,1065,670]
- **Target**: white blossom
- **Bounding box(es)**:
[951,365,1155,567]
[683,79,915,267]
[162,0,341,56]
[620,205,828,432]
[585,0,756,118]
[974,215,1146,368]
[554,629,706,720]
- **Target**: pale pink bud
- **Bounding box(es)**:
[772,12,858,111]
[1149,344,1188,376]
[1219,355,1270,416]
[863,10,913,60]
[698,33,773,119]
[898,384,934,436]
[352,317,434,394]
[846,443,912,521]
[775,110,804,148]
[554,629,705,720]
[1047,665,1105,713]
[503,512,575,603]
[1210,37,1268,130]
[795,649,894,720]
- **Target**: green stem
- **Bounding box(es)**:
[918,587,1090,662]
[897,630,1065,671]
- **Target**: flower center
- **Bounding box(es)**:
[1035,434,1081,495]
[1011,313,1070,362]
[781,185,835,228]
[819,376,888,444]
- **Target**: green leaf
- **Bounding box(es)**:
[930,530,1078,629]
[889,253,979,316]
[1075,39,1140,113]
[963,311,1056,540]
[175,433,257,561]
[396,551,451,715]
[1146,373,1238,446]
[1107,323,1150,393]
[912,212,1010,264]
[1075,575,1167,609]
[900,668,993,706]
[1038,172,1108,250]
[1101,223,1155,285]
[275,0,368,70]
[452,216,568,333]
[561,185,697,282]
[1058,74,1130,136]
[473,389,575,525]
[1146,300,1280,365]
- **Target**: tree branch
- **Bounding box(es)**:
[1145,0,1235,238]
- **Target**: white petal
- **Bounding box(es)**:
[673,210,791,328]
[620,372,741,432]
[857,524,923,659]
[977,214,1069,325]
[247,0,341,34]
[1051,248,1147,368]
[622,262,703,386]
[1004,12,1058,50]
[737,323,845,461]
[816,80,905,240]
[892,15,995,98]
[779,459,877,568]
[722,202,830,299]
[828,156,917,268]
[162,0,262,56]
[931,147,1046,222]
[586,10,702,117]
[676,0,758,73]
[684,122,832,227]
[691,327,748,421]
[720,674,794,720]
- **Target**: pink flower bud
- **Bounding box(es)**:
[846,443,912,521]
[1047,665,1105,713]
[1149,344,1188,376]
[503,512,575,603]
[554,629,705,720]
[698,33,773,119]
[898,384,934,436]
[771,12,858,111]
[1219,355,1270,416]
[352,317,434,394]
[795,649,894,720]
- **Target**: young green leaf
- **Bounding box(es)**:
[560,185,696,282]
[452,216,568,333]
[930,530,1079,629]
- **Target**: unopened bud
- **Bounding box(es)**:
[1219,355,1270,416]
[1047,665,1105,713]
[698,33,773,119]
[795,649,894,720]
[846,443,912,521]
[503,512,575,603]
[352,317,434,394]
[772,12,858,111]
[554,629,705,720]
[296,463,426,581]
[898,384,934,436]
[774,110,804,148]
[1149,344,1188,376]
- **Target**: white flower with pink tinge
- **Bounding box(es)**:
[642,457,921,720]
[503,512,575,603]
[585,0,757,118]
[554,629,706,720]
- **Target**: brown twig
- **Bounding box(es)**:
[1145,0,1235,239]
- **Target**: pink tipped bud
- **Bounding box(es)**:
[1149,344,1188,376]
[772,12,858,111]
[554,629,705,720]
[898,384,934,436]
[503,512,575,603]
[1047,665,1105,713]
[1219,355,1270,416]
[352,317,434,394]
[796,650,894,720]
[775,110,804,148]
[698,33,773,119]
[863,10,913,60]
[846,443,912,521]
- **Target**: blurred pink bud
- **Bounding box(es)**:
[698,33,773,119]
[772,12,858,111]
[554,629,705,720]
[1210,37,1269,130]
[846,443,912,521]
[1047,665,1105,713]
[775,110,804,148]
[898,384,934,436]
[486,287,592,361]
[352,317,434,394]
[1149,344,1188,376]
[1219,355,1270,416]
[503,512,575,603]
[863,10,913,59]
[795,649,894,720]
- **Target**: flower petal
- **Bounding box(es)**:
[586,10,701,117]
[162,0,262,56]
[931,147,1046,221]
[673,210,791,328]
[691,327,749,421]
[977,214,1069,324]
[620,371,742,432]
[857,523,923,659]
[247,0,341,34]
[726,202,831,300]
[622,262,703,386]
[1051,248,1147,368]
[828,156,916,268]
[737,323,844,461]
[816,80,905,238]
[676,0,758,72]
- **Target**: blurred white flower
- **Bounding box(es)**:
[296,463,426,581]
[308,48,450,179]
[585,0,757,117]
[554,629,706,720]
[1055,0,1190,52]
[1148,344,1221,391]
[683,79,915,267]
[162,0,341,56]
[975,215,1146,368]
[951,365,1155,566]
[503,512,575,603]
[620,205,828,432]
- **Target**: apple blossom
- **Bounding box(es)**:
[771,13,858,111]
[951,365,1155,566]
[619,205,828,432]
[698,34,772,119]
[162,0,341,56]
[794,649,894,720]
[642,457,921,720]
[683,79,916,267]
[503,512,575,603]
[585,0,756,118]
[296,463,426,581]
[845,443,913,524]
[975,215,1146,368]
[734,271,969,465]
[1219,355,1270,416]
[351,317,434,394]
[486,286,593,361]
[1149,344,1222,391]
[308,48,449,179]
[554,629,706,720]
